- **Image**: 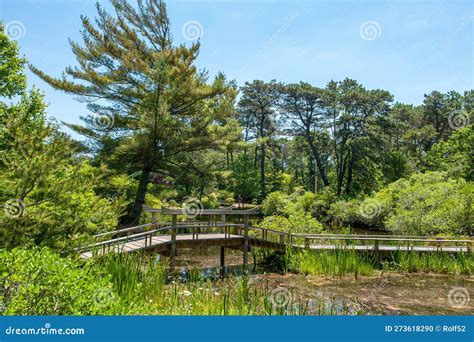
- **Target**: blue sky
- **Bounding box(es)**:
[1,0,472,131]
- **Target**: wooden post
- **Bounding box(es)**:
[151,211,157,227]
[170,214,177,260]
[243,214,249,272]
[221,214,226,237]
[220,246,225,277]
[373,240,379,252]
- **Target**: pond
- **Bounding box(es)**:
[168,247,473,315]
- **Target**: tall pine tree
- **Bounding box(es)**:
[30,0,238,224]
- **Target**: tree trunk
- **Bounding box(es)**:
[344,151,356,195]
[336,153,348,197]
[260,142,266,199]
[253,146,259,168]
[307,137,329,187]
[128,169,150,225]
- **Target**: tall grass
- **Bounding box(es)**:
[91,250,472,315]
[389,251,473,275]
[93,253,350,315]
[287,249,473,277]
[290,249,375,278]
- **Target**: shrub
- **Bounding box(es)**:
[261,191,289,216]
[0,248,117,315]
[257,211,323,234]
[385,172,473,235]
[0,162,121,250]
[329,171,473,235]
[328,199,361,227]
[262,189,321,217]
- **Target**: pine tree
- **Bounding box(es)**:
[30,0,238,224]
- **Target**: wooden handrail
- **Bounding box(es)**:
[78,221,473,253]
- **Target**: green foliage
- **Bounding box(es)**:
[30,0,239,223]
[426,124,474,180]
[261,191,289,216]
[288,189,318,214]
[257,211,323,234]
[0,248,117,315]
[290,250,375,277]
[262,189,320,216]
[384,172,472,235]
[201,193,220,209]
[328,199,362,227]
[330,171,473,235]
[389,252,473,275]
[228,152,260,202]
[0,22,26,98]
[0,97,122,249]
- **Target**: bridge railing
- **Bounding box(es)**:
[79,220,473,257]
[247,226,473,252]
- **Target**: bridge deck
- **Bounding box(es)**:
[79,233,469,259]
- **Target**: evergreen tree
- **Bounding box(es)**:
[30,0,238,224]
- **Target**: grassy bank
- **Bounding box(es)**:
[287,249,473,277]
[95,253,309,315]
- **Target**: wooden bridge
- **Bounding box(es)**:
[78,207,473,269]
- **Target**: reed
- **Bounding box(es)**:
[93,253,357,315]
[388,251,473,275]
[290,249,375,277]
[288,249,473,277]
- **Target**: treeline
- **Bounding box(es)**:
[1,0,473,251]
[234,79,472,199]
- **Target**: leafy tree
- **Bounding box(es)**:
[237,80,281,199]
[323,79,393,195]
[422,90,463,145]
[30,0,238,224]
[426,124,474,180]
[385,172,472,235]
[0,22,26,98]
[329,172,473,235]
[0,90,121,249]
[257,212,322,234]
[280,82,330,187]
[0,30,120,249]
[0,247,118,314]
[228,154,259,202]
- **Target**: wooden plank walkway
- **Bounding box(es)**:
[76,207,472,261]
[79,233,470,259]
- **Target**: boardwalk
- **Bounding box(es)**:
[80,232,470,259]
[78,207,473,262]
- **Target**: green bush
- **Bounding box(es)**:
[261,191,289,216]
[257,211,323,234]
[262,189,322,217]
[328,199,361,227]
[329,171,473,235]
[0,162,122,250]
[385,172,473,235]
[0,248,118,315]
